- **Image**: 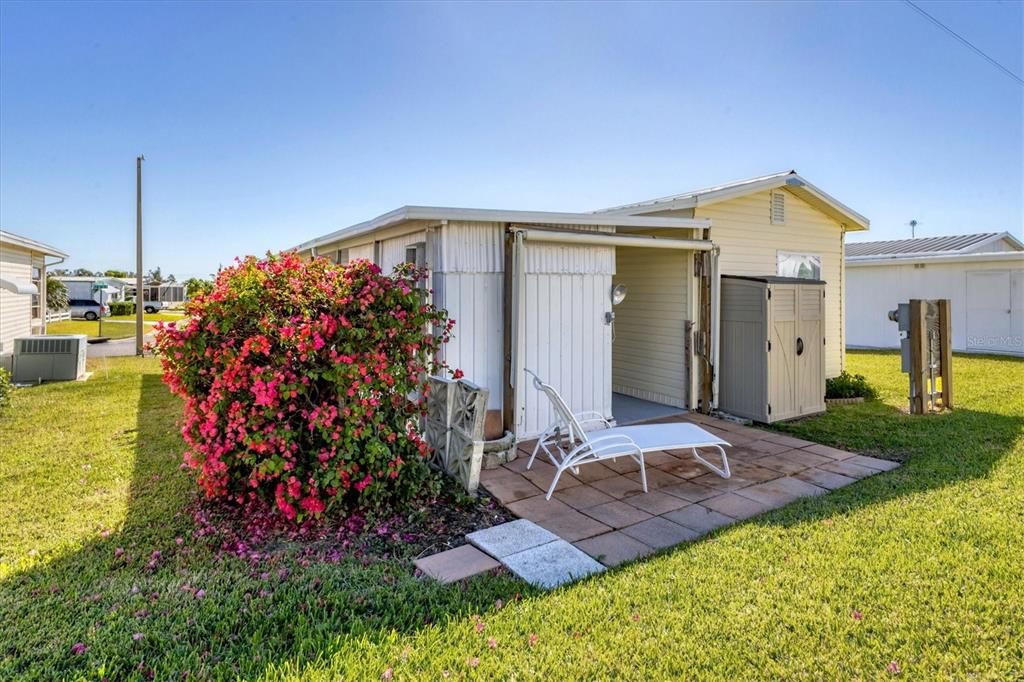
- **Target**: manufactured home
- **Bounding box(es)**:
[0,230,69,369]
[295,171,869,437]
[846,232,1024,356]
[57,276,131,306]
[56,276,188,311]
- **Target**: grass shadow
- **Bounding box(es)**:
[745,351,1023,528]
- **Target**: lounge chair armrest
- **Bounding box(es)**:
[569,433,641,458]
[575,411,612,429]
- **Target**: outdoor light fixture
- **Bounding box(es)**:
[606,284,628,324]
[611,284,628,305]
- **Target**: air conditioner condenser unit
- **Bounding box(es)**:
[12,334,88,383]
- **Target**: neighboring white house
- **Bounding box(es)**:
[846,232,1024,356]
[0,229,69,369]
[294,171,869,438]
[57,276,131,305]
[56,276,188,310]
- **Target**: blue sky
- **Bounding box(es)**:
[1,0,1021,279]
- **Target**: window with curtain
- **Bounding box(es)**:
[777,251,821,280]
[30,265,42,319]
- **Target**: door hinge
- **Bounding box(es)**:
[767,288,772,300]
[767,404,772,415]
[767,340,772,352]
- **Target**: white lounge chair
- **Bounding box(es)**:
[524,370,731,500]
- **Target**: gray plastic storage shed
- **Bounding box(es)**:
[718,275,826,423]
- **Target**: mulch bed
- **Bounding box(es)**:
[188,476,515,567]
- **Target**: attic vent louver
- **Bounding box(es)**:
[770,191,785,225]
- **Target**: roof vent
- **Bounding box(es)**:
[770,191,786,225]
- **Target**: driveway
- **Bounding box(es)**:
[87,334,155,358]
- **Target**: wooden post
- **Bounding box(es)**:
[501,227,515,433]
[937,298,953,409]
[908,299,927,414]
[697,252,713,413]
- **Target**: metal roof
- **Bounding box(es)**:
[595,170,870,231]
[845,232,1023,259]
[0,229,69,258]
[293,205,711,253]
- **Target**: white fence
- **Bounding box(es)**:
[45,310,71,323]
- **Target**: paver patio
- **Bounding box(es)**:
[479,412,898,569]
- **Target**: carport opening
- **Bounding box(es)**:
[612,392,684,425]
[610,245,692,425]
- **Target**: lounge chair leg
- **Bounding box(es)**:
[545,467,564,501]
[527,440,542,470]
[639,453,648,493]
[692,445,730,479]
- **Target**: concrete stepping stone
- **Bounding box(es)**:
[501,539,605,589]
[414,545,501,584]
[466,519,558,559]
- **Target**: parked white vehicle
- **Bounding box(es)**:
[68,298,109,320]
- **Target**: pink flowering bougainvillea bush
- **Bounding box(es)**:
[154,252,455,522]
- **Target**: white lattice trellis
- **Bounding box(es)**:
[424,376,488,493]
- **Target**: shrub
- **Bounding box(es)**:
[46,276,69,311]
[110,301,134,316]
[826,371,877,400]
[0,367,11,411]
[185,277,213,299]
[154,253,455,522]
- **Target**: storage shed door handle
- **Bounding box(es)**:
[796,337,804,356]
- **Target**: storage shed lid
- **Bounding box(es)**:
[722,274,826,285]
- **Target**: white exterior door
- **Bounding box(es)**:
[966,270,1013,352]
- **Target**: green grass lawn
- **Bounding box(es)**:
[1,351,1021,679]
[47,313,183,339]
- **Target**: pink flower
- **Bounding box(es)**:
[852,609,863,621]
[528,633,538,647]
[114,547,125,558]
[71,642,88,655]
[132,632,144,641]
[380,668,393,681]
[487,637,497,649]
[886,661,901,674]
[467,657,480,668]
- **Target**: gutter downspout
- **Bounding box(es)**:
[41,254,66,334]
[511,230,526,433]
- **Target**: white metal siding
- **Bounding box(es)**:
[693,189,846,377]
[378,231,428,272]
[346,243,375,262]
[433,271,504,409]
[846,258,1024,355]
[433,221,616,435]
[0,244,33,355]
[612,247,689,408]
[519,266,613,438]
[440,221,504,273]
[432,221,504,412]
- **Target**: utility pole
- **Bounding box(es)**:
[136,155,145,356]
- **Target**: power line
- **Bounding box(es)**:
[903,0,1024,87]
